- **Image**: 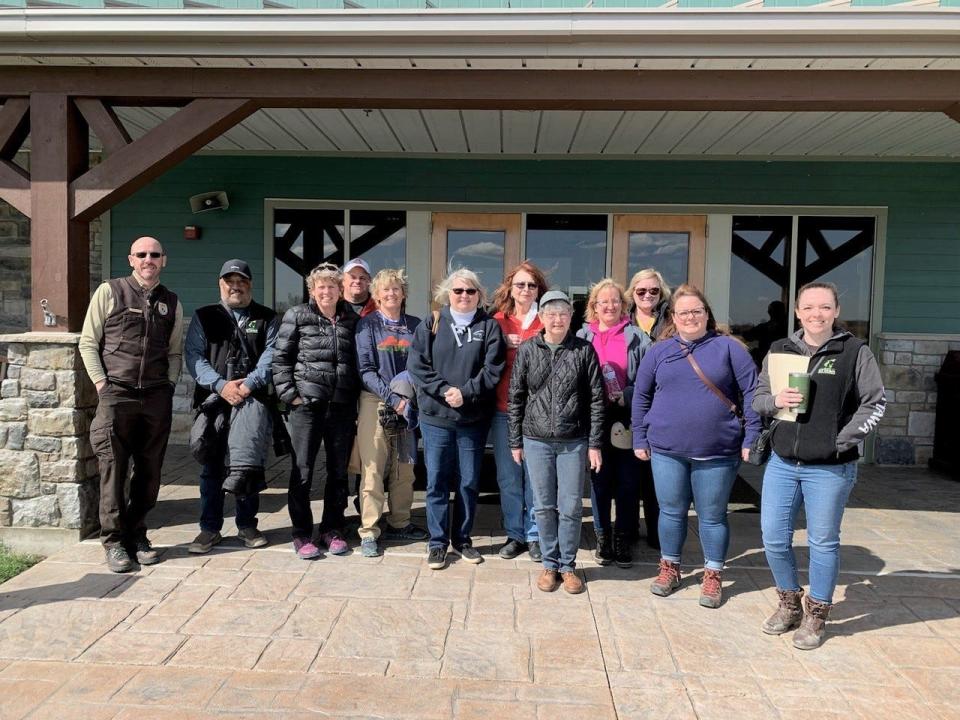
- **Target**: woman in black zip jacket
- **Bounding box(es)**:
[407,268,506,571]
[752,281,886,651]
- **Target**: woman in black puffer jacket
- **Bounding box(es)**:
[508,290,605,595]
[273,262,360,559]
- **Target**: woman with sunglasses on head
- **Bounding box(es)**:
[408,269,506,571]
[753,281,885,650]
[273,263,361,560]
[631,285,760,609]
[489,261,550,563]
[576,278,653,569]
[625,268,673,551]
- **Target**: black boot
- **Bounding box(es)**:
[614,533,633,568]
[594,530,614,566]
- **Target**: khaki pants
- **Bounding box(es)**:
[356,391,415,539]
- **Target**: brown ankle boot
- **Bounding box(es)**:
[537,569,560,593]
[699,569,723,609]
[650,559,681,597]
[561,571,585,595]
[761,588,805,635]
[793,596,831,650]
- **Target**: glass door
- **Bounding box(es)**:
[610,215,707,291]
[430,213,521,297]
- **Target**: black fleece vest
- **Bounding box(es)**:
[100,277,178,389]
[769,334,864,465]
[191,301,276,408]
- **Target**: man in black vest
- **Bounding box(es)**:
[80,236,184,573]
[185,259,279,554]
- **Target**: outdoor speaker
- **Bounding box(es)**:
[189,191,229,214]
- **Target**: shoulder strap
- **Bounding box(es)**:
[431,310,440,335]
[685,349,740,417]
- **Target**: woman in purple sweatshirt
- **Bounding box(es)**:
[631,284,760,609]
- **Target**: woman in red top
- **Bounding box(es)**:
[490,261,550,562]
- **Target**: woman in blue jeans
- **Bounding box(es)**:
[753,282,886,650]
[632,285,760,609]
[490,261,549,562]
[509,290,604,595]
[407,268,506,571]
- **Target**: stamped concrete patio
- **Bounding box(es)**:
[1,448,959,720]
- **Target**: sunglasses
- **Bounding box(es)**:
[635,287,660,297]
[132,251,163,259]
[451,287,478,296]
[513,282,538,290]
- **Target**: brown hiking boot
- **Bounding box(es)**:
[699,568,723,609]
[761,588,805,635]
[793,596,831,650]
[650,559,681,597]
[537,569,561,593]
[561,571,585,595]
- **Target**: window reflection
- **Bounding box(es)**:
[350,210,407,273]
[526,214,607,330]
[447,230,505,293]
[273,209,345,314]
[628,232,689,290]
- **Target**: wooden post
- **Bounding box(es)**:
[29,93,89,332]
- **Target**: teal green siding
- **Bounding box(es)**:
[111,157,960,333]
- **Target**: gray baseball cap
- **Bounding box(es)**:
[539,289,572,308]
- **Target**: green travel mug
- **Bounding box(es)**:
[788,372,811,414]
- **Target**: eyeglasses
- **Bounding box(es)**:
[596,299,622,307]
[513,282,538,291]
[673,308,706,320]
[132,252,163,259]
[451,287,478,296]
[542,311,571,320]
[634,287,661,297]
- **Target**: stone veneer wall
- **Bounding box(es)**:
[0,333,99,553]
[875,332,960,466]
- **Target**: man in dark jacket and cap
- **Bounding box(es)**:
[185,259,280,554]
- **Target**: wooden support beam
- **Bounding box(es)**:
[70,98,256,221]
[0,98,30,158]
[30,93,90,332]
[75,98,132,155]
[0,159,30,217]
[1,68,960,112]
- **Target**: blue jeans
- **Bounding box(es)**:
[421,420,488,550]
[523,437,587,573]
[761,452,858,604]
[650,452,740,570]
[490,412,538,543]
[590,441,640,538]
[199,459,260,534]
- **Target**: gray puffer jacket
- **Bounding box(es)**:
[508,331,605,449]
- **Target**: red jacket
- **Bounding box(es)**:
[493,310,544,413]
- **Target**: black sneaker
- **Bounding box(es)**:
[455,544,483,565]
[528,541,543,562]
[383,523,430,542]
[594,531,614,566]
[105,545,134,573]
[427,546,447,570]
[132,536,160,566]
[614,534,633,569]
[498,539,527,559]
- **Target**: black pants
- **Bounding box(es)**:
[89,383,174,547]
[286,400,357,539]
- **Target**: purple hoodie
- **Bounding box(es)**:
[631,331,760,458]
